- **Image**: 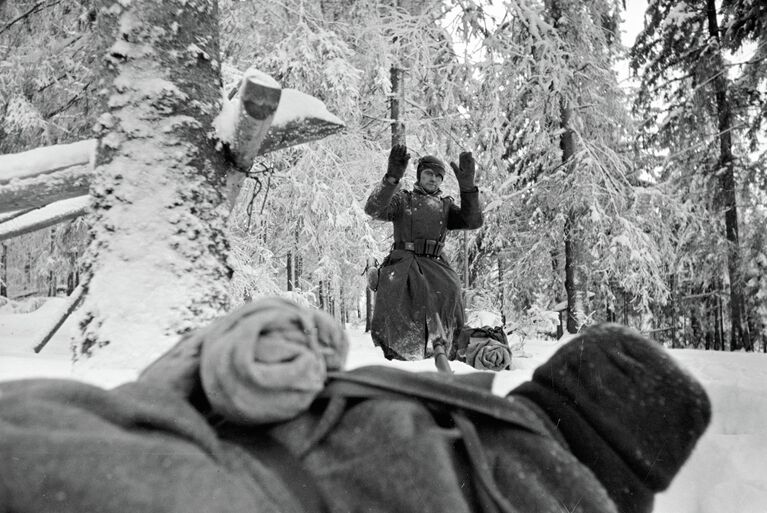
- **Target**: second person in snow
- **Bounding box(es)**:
[364,144,483,360]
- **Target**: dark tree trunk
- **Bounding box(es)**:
[390,66,405,147]
[705,0,752,351]
[24,251,31,291]
[550,250,564,337]
[365,287,373,332]
[669,274,678,348]
[0,243,6,297]
[498,257,506,325]
[690,298,703,349]
[47,227,56,297]
[287,251,293,291]
[365,257,376,333]
[715,286,724,350]
[292,226,302,289]
[340,284,346,324]
[561,100,584,334]
[623,289,629,326]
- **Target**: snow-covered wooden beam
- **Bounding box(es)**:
[256,88,345,155]
[0,139,95,215]
[218,68,281,170]
[0,195,90,242]
[215,68,345,169]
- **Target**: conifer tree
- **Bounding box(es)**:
[631,0,757,350]
[454,0,659,333]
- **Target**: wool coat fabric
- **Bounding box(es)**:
[364,178,483,360]
[0,311,710,513]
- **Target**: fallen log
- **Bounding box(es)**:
[0,195,90,242]
[0,140,95,215]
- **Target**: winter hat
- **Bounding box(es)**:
[416,155,446,181]
[511,323,711,513]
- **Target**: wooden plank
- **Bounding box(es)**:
[0,195,90,242]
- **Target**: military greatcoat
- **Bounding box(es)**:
[364,179,482,360]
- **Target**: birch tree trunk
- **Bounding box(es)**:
[75,0,231,366]
[705,0,752,351]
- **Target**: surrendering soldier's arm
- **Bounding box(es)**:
[364,177,405,222]
[446,187,482,229]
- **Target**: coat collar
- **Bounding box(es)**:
[413,183,442,197]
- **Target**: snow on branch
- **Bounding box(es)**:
[0,139,95,215]
[0,139,95,184]
[0,195,90,242]
[32,284,86,354]
[257,88,345,155]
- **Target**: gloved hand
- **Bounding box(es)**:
[450,151,476,191]
[387,144,410,180]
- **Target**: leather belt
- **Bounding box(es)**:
[393,239,444,257]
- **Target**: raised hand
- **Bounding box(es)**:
[449,151,476,191]
[387,144,411,180]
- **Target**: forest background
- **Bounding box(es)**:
[1,0,765,352]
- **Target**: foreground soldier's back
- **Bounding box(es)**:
[0,301,710,513]
[268,323,710,513]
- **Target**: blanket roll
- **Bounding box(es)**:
[466,337,512,371]
[140,297,348,424]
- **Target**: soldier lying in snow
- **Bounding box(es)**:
[0,297,710,513]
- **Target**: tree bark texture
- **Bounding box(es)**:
[705,0,752,351]
[390,66,405,146]
[76,0,231,364]
[1,244,7,297]
[561,99,585,334]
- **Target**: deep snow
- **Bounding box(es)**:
[1,297,766,513]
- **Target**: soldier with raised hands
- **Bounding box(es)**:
[364,143,483,360]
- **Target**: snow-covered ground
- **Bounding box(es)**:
[1,297,766,513]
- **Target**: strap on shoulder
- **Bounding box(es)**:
[324,366,546,437]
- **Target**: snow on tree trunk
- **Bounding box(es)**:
[75,0,230,366]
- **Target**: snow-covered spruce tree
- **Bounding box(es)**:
[75,0,231,364]
[631,0,757,350]
[722,0,767,350]
[453,0,667,333]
